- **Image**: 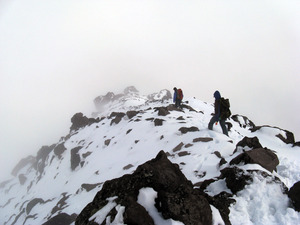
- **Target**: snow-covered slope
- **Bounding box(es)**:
[1,87,300,225]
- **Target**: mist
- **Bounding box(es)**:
[0,0,299,181]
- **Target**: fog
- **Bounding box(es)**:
[0,0,299,181]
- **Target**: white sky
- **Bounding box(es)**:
[0,0,299,181]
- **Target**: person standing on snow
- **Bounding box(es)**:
[208,90,229,136]
[173,87,183,108]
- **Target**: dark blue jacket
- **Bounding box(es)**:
[214,91,221,118]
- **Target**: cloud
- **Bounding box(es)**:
[0,0,299,180]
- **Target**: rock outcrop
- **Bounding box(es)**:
[75,151,212,225]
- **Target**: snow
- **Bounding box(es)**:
[0,93,300,225]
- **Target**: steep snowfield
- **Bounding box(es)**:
[0,90,299,225]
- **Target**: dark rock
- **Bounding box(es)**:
[70,147,83,171]
[82,152,92,158]
[75,151,212,225]
[193,137,213,143]
[18,174,27,185]
[126,110,139,119]
[178,151,190,157]
[154,118,164,126]
[251,125,295,144]
[42,213,77,225]
[173,142,184,152]
[235,136,262,150]
[126,129,132,134]
[288,181,300,212]
[294,142,300,147]
[54,143,66,159]
[70,113,90,131]
[231,114,255,129]
[202,191,235,225]
[81,183,102,192]
[214,151,222,158]
[104,139,111,146]
[109,112,126,125]
[219,158,227,167]
[26,198,45,214]
[123,164,134,170]
[179,126,199,134]
[220,167,252,194]
[11,156,35,177]
[123,198,155,225]
[34,145,55,175]
[176,116,185,120]
[51,193,70,215]
[185,143,193,148]
[230,148,279,172]
[154,107,170,116]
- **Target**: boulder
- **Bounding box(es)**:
[288,181,300,212]
[230,148,279,172]
[70,113,90,131]
[42,213,77,225]
[75,151,212,225]
[220,167,253,194]
[54,143,67,159]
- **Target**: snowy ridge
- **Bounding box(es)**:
[0,87,300,225]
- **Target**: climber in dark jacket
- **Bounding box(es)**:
[173,87,180,108]
[208,90,228,136]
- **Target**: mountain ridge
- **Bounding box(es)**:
[1,87,299,225]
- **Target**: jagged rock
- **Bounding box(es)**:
[235,136,263,150]
[288,181,300,212]
[202,191,235,225]
[42,213,77,225]
[109,112,126,125]
[11,156,35,177]
[251,125,295,144]
[179,126,199,134]
[126,110,139,119]
[154,118,164,126]
[70,113,90,131]
[18,174,27,185]
[124,86,139,95]
[71,147,83,171]
[147,89,172,102]
[34,145,55,176]
[75,151,212,225]
[231,114,255,129]
[193,137,213,143]
[230,148,279,172]
[126,129,132,134]
[155,107,170,116]
[220,167,253,194]
[54,143,67,159]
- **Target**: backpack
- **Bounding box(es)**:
[177,89,183,100]
[219,97,231,119]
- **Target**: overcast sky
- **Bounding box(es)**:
[0,0,299,181]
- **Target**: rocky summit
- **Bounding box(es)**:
[1,87,300,225]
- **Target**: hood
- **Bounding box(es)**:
[214,90,221,100]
